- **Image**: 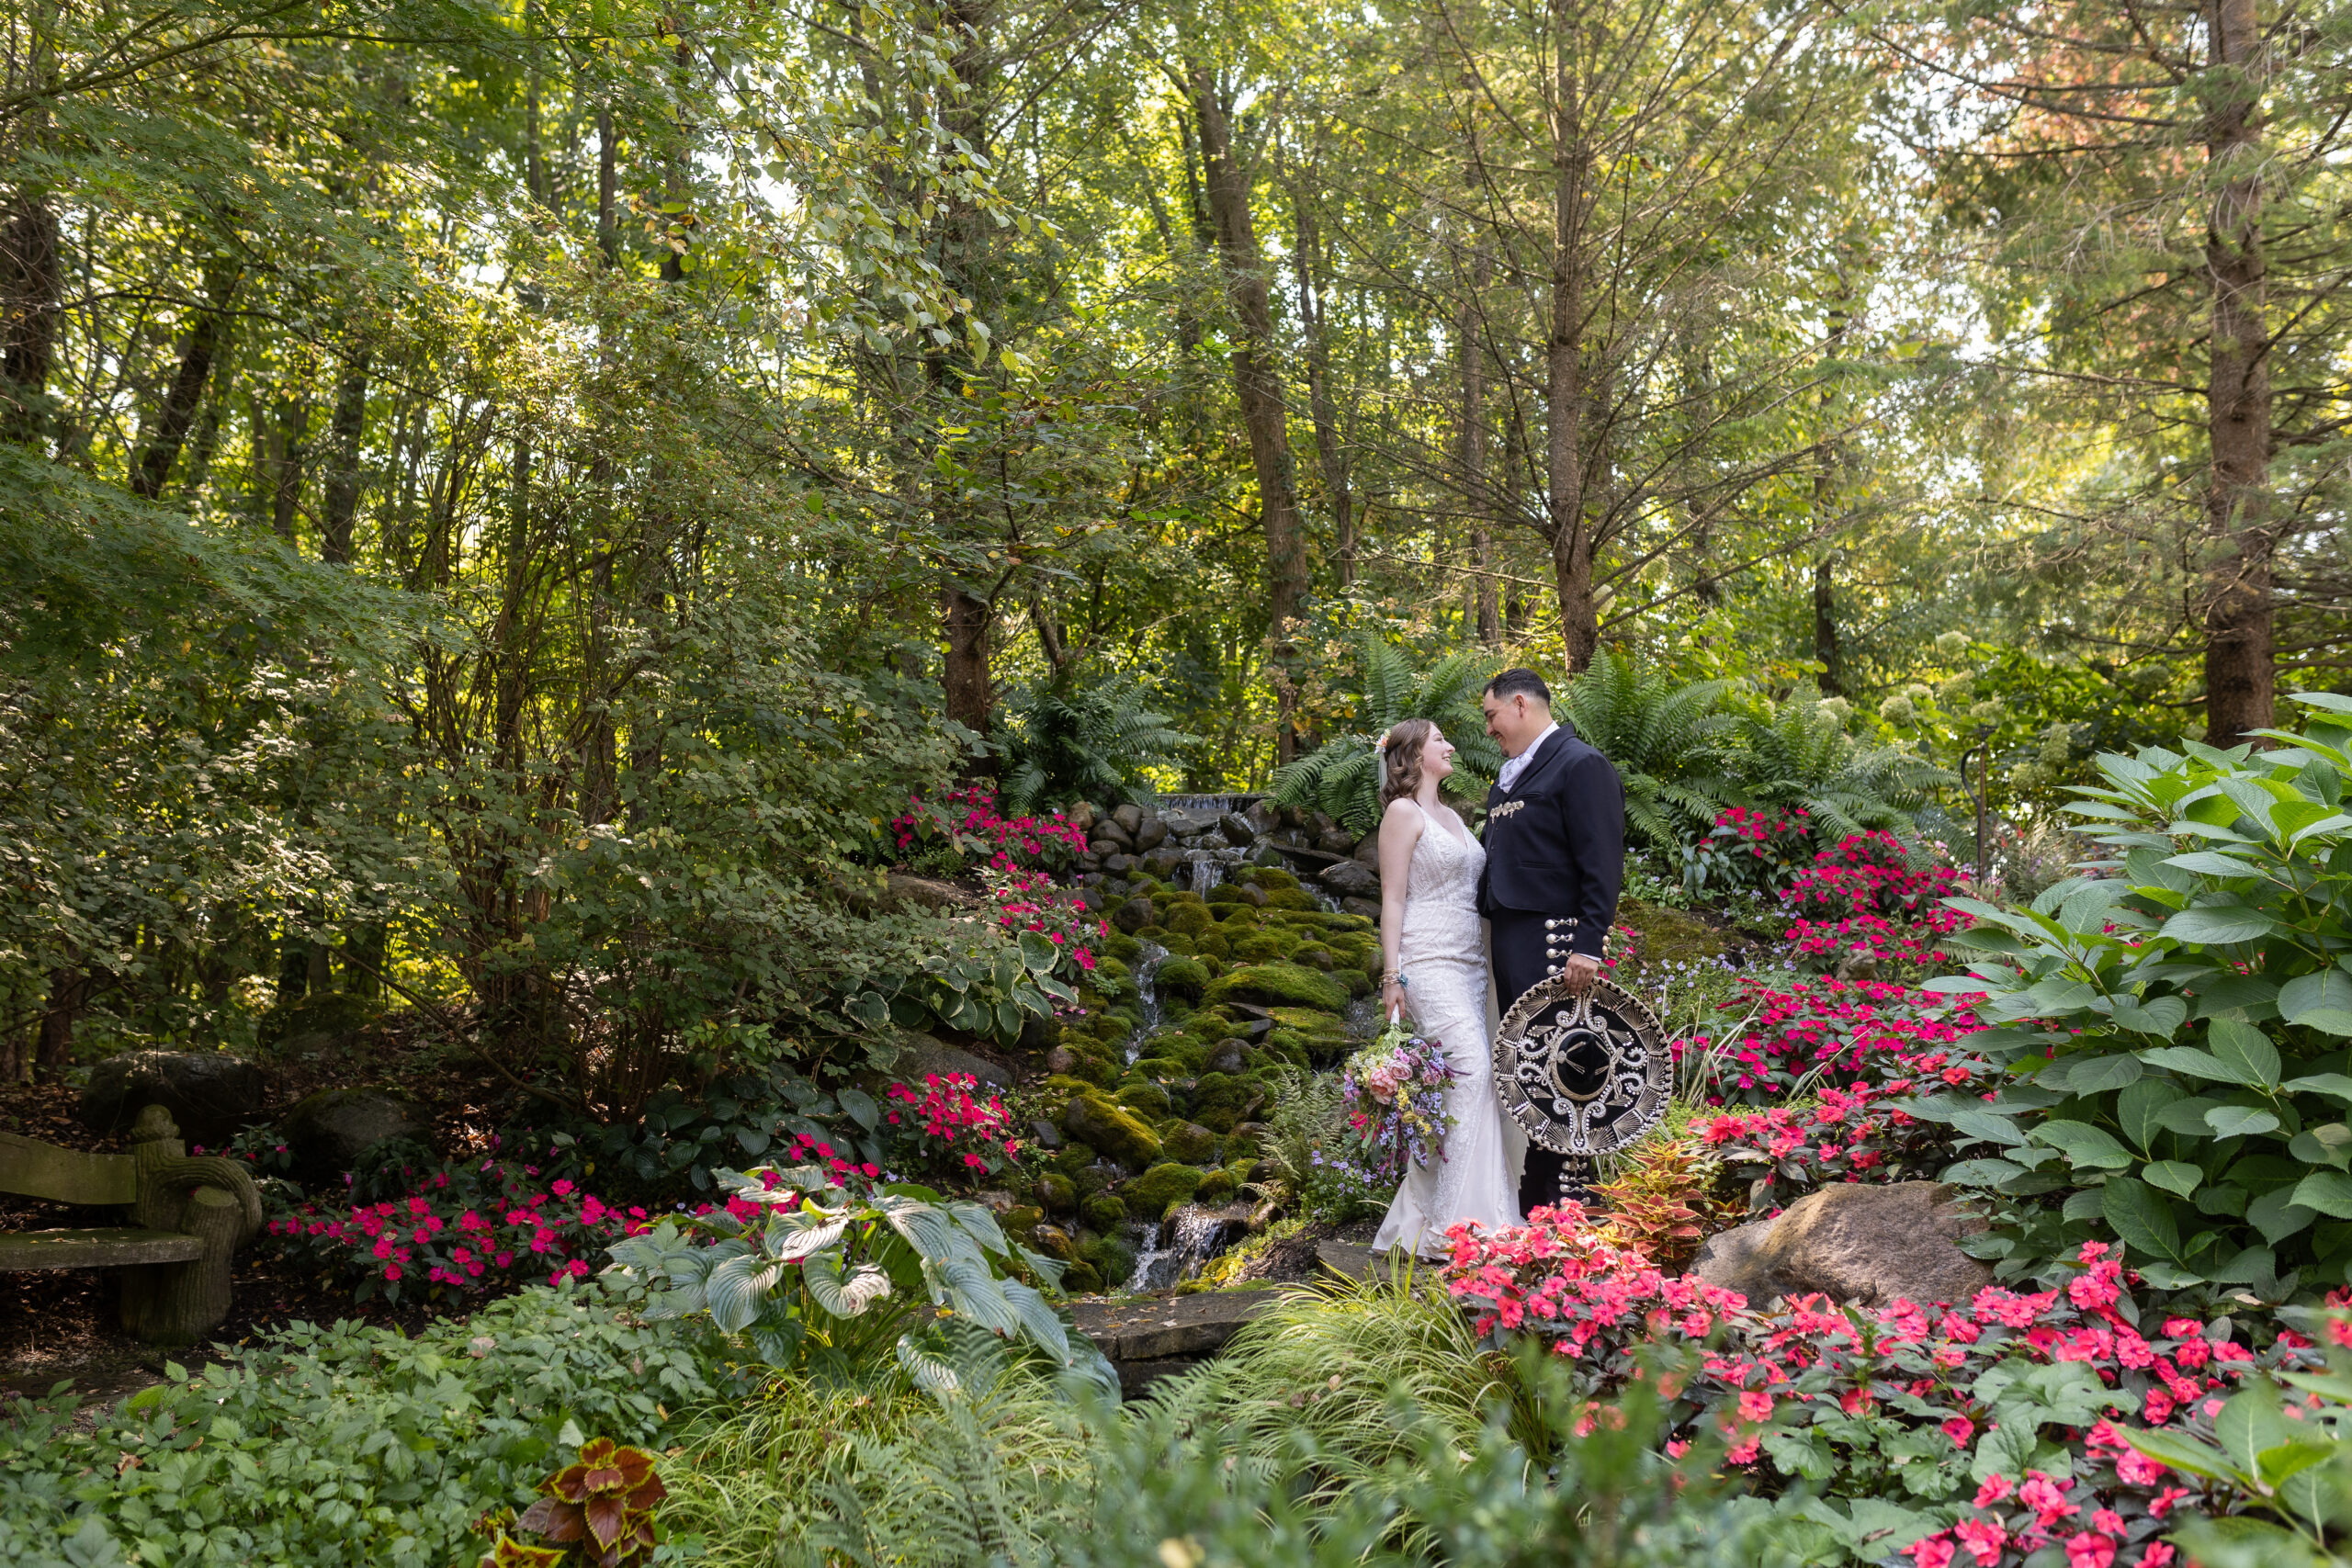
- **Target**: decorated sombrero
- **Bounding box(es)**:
[1492,973,1670,1159]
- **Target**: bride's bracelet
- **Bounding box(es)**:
[1381,969,1408,987]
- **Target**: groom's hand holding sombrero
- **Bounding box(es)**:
[1476,667,1626,1213]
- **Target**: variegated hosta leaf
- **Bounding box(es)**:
[897,1333,963,1399]
[704,1251,791,1334]
[1014,1243,1068,1292]
[804,1251,892,1317]
[765,1211,852,1263]
[999,1277,1069,1360]
[939,1258,1025,1337]
[944,1200,1011,1257]
[884,1201,971,1265]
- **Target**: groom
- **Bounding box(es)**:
[1476,668,1626,1213]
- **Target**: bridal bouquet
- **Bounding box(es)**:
[1337,1022,1456,1181]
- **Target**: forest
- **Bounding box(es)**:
[4,0,2352,1562]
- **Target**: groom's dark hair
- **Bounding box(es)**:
[1483,668,1552,705]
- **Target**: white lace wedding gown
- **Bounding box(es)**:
[1371,814,1525,1258]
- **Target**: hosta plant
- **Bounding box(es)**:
[604,1160,1114,1391]
[1927,695,2352,1293]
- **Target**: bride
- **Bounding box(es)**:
[1368,718,1524,1257]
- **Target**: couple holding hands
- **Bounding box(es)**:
[1366,668,1626,1258]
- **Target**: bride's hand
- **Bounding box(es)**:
[1380,978,1408,1021]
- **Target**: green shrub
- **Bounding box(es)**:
[0,1281,718,1567]
[1936,698,2352,1291]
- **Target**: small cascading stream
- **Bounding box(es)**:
[1124,941,1169,1065]
[1124,1203,1250,1292]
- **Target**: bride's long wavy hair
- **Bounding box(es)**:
[1379,718,1438,808]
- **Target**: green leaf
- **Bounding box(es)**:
[2118,1078,2187,1150]
[2280,970,2352,1036]
[844,991,889,1029]
[2254,1438,2336,1491]
[2059,1054,2144,1095]
[2112,995,2189,1037]
[2204,1105,2282,1139]
[2247,1186,2317,1244]
[2290,1170,2352,1218]
[2163,851,2268,878]
[2163,906,2276,944]
[2120,1426,2240,1484]
[2143,1160,2203,1198]
[2288,1072,2352,1101]
[2140,1045,2240,1081]
[2210,1017,2283,1088]
[2102,1177,2182,1261]
[1017,931,1058,973]
[2031,1121,2134,1169]
[1941,1157,2029,1187]
[837,1087,880,1132]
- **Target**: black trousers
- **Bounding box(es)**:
[1489,911,1586,1214]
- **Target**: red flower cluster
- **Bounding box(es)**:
[1444,1218,2314,1568]
[1675,977,1987,1106]
[885,1072,1023,1175]
[987,867,1102,975]
[1781,830,1971,971]
[269,1159,652,1304]
[1698,1047,2000,1209]
[1685,807,1815,898]
[892,785,1089,874]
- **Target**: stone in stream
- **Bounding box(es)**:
[1061,1094,1163,1168]
[1072,1290,1281,1396]
[1690,1181,1992,1309]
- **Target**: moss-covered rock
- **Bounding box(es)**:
[1195,1168,1237,1204]
[1239,865,1301,892]
[1164,902,1216,937]
[1081,1192,1128,1231]
[1032,1224,1078,1261]
[1103,929,1143,964]
[1062,1093,1163,1168]
[1157,931,1197,958]
[1054,1142,1099,1178]
[1264,888,1322,912]
[1293,943,1336,971]
[1004,1203,1044,1240]
[1204,961,1349,1013]
[1155,956,1210,1003]
[1062,1258,1103,1293]
[1114,1079,1173,1120]
[1188,1070,1248,1133]
[1078,1232,1134,1288]
[1035,1173,1076,1215]
[1232,930,1295,964]
[1161,1122,1219,1165]
[1072,1161,1112,1197]
[1124,1161,1204,1220]
[1196,931,1234,962]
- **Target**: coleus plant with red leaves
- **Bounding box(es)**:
[481,1438,669,1567]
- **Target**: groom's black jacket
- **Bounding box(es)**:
[1476,722,1626,962]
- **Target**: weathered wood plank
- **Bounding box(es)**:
[0,1228,204,1270]
[0,1133,137,1206]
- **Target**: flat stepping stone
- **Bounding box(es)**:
[1072,1289,1283,1397]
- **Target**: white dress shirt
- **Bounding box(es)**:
[1496,722,1559,794]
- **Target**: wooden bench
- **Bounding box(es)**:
[0,1104,263,1345]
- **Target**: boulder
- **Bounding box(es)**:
[1092,820,1136,852]
[1218,812,1256,847]
[1046,1045,1080,1076]
[1125,1161,1205,1220]
[1341,897,1382,921]
[1690,1181,1992,1309]
[1134,818,1170,852]
[1114,803,1145,835]
[1352,834,1381,866]
[1204,1038,1250,1075]
[1082,1191,1128,1230]
[1036,1173,1077,1214]
[1154,957,1210,1002]
[1204,961,1350,1014]
[885,873,980,913]
[1318,860,1379,898]
[80,1050,266,1150]
[1066,802,1098,834]
[1062,1094,1164,1168]
[1243,800,1282,836]
[1142,846,1186,877]
[1161,1122,1220,1164]
[1029,1116,1064,1149]
[1114,896,1159,934]
[1102,852,1136,875]
[893,1032,1012,1089]
[1032,1224,1078,1261]
[281,1088,430,1182]
[1317,828,1357,855]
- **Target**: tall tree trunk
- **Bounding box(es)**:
[1189,63,1309,759]
[2201,0,2273,747]
[130,265,239,499]
[1545,0,1597,671]
[320,351,370,562]
[1813,554,1843,695]
[36,965,89,1076]
[266,397,308,544]
[596,109,620,266]
[1290,180,1353,588]
[0,190,59,445]
[933,0,998,749]
[1461,242,1498,644]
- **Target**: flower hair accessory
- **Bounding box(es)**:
[1374,732,1391,756]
